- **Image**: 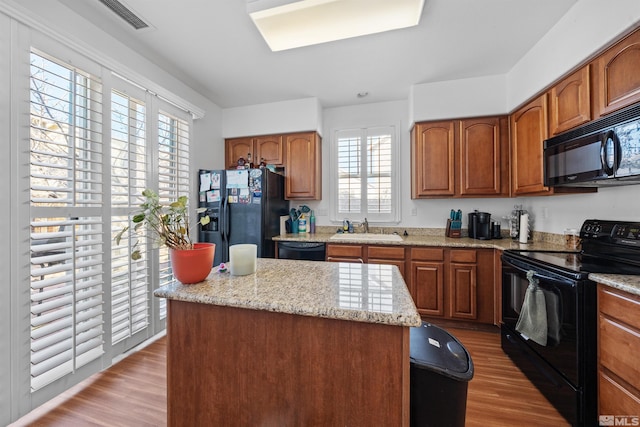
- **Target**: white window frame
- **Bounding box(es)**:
[331,125,400,224]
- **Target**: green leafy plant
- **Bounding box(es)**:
[115,189,210,260]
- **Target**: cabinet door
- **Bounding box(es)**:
[326,244,364,263]
[510,94,550,195]
[594,28,640,117]
[411,261,445,317]
[449,262,477,320]
[225,137,252,169]
[548,66,591,135]
[459,117,504,196]
[254,135,283,166]
[411,121,455,198]
[285,132,322,200]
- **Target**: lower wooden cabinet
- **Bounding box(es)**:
[597,285,640,415]
[411,247,494,324]
[326,244,364,263]
[366,245,406,279]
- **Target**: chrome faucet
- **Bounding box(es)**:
[363,217,369,233]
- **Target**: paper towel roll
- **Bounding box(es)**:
[519,213,529,243]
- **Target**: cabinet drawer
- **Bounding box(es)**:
[599,370,640,415]
[410,247,444,261]
[450,249,477,263]
[326,244,364,258]
[368,246,406,260]
[599,314,640,392]
[599,286,640,331]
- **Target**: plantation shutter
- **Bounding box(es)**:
[157,110,191,319]
[110,88,149,346]
[335,126,396,222]
[29,51,105,391]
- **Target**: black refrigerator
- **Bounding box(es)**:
[197,168,289,267]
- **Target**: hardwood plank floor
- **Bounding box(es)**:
[11,326,569,426]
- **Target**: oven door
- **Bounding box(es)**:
[501,256,580,386]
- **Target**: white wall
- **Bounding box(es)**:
[222,97,323,138]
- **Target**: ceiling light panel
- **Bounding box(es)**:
[247,0,426,51]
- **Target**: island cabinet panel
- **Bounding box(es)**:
[548,65,592,136]
[166,300,410,427]
[593,28,640,118]
[597,285,640,416]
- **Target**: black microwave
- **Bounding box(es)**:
[544,102,640,187]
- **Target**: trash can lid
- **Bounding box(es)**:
[410,322,473,381]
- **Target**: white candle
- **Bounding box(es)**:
[229,244,257,276]
[519,213,529,244]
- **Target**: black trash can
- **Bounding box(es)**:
[410,322,474,427]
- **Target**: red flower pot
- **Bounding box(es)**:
[169,243,216,284]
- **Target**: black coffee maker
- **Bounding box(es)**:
[468,210,492,240]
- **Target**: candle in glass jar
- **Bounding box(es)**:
[229,244,257,276]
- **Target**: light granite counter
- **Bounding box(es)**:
[588,273,640,297]
[273,232,569,251]
[154,257,421,327]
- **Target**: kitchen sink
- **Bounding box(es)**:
[329,233,403,242]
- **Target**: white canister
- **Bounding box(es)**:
[229,244,257,276]
[519,213,529,243]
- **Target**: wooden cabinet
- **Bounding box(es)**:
[597,285,640,415]
[411,247,494,324]
[410,248,445,317]
[284,132,322,200]
[510,94,550,196]
[411,121,455,197]
[459,117,509,196]
[225,135,283,169]
[326,244,364,263]
[548,66,592,136]
[593,28,640,118]
[411,116,508,198]
[367,246,407,279]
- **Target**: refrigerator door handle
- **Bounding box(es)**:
[223,196,230,241]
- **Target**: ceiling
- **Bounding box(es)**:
[59,0,577,109]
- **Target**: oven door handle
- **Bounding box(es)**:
[503,258,577,286]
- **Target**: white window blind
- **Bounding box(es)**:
[29,52,104,391]
[110,89,149,345]
[335,126,397,222]
[157,111,191,319]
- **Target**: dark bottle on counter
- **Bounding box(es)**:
[246,153,254,169]
[259,157,267,168]
[237,156,246,169]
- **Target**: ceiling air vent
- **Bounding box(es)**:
[98,0,149,30]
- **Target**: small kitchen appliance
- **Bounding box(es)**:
[501,219,640,426]
[468,210,492,240]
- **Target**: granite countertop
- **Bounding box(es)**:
[588,273,640,296]
[273,232,569,251]
[154,258,422,327]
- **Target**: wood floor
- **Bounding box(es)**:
[11,326,569,427]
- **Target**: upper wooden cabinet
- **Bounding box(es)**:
[593,28,640,118]
[411,121,455,197]
[225,135,283,169]
[459,117,509,196]
[548,66,592,136]
[411,116,508,198]
[510,94,550,196]
[284,132,322,200]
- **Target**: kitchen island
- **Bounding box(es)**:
[154,258,421,427]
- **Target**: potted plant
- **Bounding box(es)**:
[115,189,215,284]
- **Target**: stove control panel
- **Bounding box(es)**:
[581,219,640,246]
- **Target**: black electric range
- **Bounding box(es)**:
[500,219,640,427]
